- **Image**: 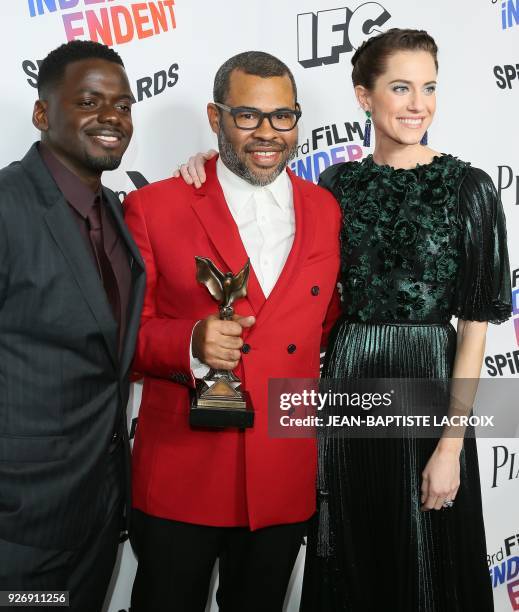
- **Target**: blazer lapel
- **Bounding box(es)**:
[21,144,119,368]
[102,188,144,269]
[190,158,265,316]
[43,196,119,369]
[252,169,316,327]
[103,188,146,378]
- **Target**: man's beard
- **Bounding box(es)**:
[218,127,297,187]
[85,153,123,172]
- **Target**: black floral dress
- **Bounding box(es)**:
[300,155,511,612]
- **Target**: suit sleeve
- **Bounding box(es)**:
[0,211,9,309]
[124,189,196,387]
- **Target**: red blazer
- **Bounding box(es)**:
[124,157,341,530]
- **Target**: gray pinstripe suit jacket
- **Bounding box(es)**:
[0,143,145,550]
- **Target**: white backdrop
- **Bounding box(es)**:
[1,1,518,610]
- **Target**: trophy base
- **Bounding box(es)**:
[190,379,254,428]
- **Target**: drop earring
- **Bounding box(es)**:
[363,110,372,147]
[420,131,428,146]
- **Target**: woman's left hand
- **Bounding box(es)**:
[421,445,461,511]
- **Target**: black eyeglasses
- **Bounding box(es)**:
[214,102,302,131]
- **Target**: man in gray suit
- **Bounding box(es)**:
[0,41,145,610]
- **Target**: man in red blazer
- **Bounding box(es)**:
[124,51,341,612]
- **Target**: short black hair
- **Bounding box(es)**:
[213,51,297,104]
[37,40,124,97]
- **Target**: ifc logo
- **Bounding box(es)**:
[297,2,391,68]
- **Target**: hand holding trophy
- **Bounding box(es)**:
[190,256,254,428]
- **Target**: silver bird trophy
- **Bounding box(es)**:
[190,256,254,428]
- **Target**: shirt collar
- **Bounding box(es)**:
[38,142,101,218]
[216,157,291,214]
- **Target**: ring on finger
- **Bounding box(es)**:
[442,499,454,509]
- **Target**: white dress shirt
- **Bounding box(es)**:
[190,158,295,377]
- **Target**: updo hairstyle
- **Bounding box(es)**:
[351,28,438,89]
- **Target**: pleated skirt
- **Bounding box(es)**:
[300,320,494,612]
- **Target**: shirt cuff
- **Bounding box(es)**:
[190,322,210,379]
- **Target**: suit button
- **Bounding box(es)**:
[287,344,296,354]
[242,343,251,354]
[311,286,320,296]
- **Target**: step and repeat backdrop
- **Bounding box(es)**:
[1,1,518,610]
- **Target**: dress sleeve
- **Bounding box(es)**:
[317,163,348,195]
[453,166,512,324]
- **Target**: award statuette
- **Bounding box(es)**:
[190,256,254,428]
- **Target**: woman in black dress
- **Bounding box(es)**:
[300,29,511,612]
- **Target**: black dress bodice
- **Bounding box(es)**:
[319,154,511,324]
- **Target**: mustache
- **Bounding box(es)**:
[244,140,286,152]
